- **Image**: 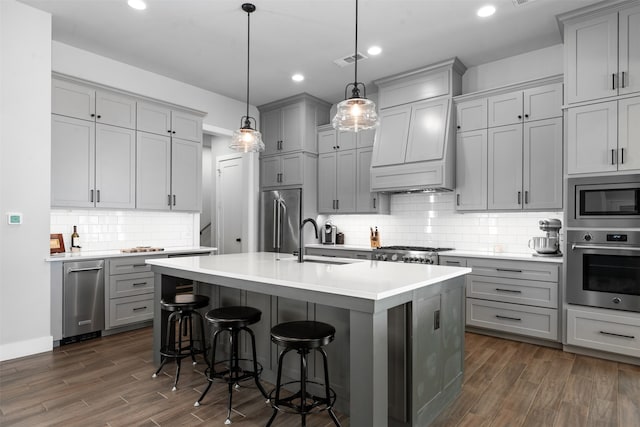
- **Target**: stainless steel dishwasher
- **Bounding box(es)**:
[63,260,105,342]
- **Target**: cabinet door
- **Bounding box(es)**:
[52,79,95,121]
[336,149,356,213]
[413,291,443,413]
[456,98,487,132]
[488,91,523,127]
[523,118,563,210]
[95,124,136,209]
[318,128,337,154]
[136,132,171,210]
[137,101,171,136]
[171,110,202,143]
[618,5,640,96]
[356,128,376,148]
[524,83,563,121]
[280,102,303,152]
[488,124,523,210]
[406,99,449,162]
[281,152,303,186]
[455,130,487,211]
[318,152,337,213]
[619,96,640,171]
[357,148,375,212]
[371,104,411,167]
[567,101,617,174]
[565,13,618,103]
[260,156,281,187]
[261,109,281,155]
[95,91,136,129]
[171,138,202,211]
[51,115,95,208]
[337,130,357,151]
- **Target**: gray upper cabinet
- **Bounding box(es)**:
[52,114,135,209]
[563,4,640,104]
[171,138,202,211]
[455,129,487,211]
[488,124,523,210]
[356,147,389,214]
[488,91,523,128]
[260,152,306,188]
[456,98,487,133]
[487,84,562,128]
[137,101,202,143]
[52,78,136,129]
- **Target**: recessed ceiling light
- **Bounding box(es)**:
[367,46,382,56]
[477,5,496,17]
[291,74,304,82]
[128,0,147,11]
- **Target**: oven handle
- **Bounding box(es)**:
[571,244,640,252]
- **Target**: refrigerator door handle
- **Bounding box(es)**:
[276,199,282,249]
[272,199,278,249]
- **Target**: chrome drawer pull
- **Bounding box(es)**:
[495,288,522,294]
[599,331,635,340]
[132,282,147,286]
[132,306,147,311]
[496,268,523,273]
[495,315,522,322]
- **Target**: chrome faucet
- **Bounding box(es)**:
[298,218,319,263]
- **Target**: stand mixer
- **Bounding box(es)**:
[529,218,562,257]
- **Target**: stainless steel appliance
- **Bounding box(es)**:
[260,189,302,254]
[373,246,453,264]
[567,174,640,228]
[566,230,640,312]
[528,218,562,256]
[63,260,105,342]
[322,221,337,245]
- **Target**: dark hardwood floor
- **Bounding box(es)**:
[1,328,638,426]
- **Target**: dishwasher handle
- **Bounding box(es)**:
[67,266,104,273]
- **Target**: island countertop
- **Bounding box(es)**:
[146,251,471,301]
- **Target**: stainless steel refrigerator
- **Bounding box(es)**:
[260,189,302,254]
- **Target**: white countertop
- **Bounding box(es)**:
[441,250,564,263]
[46,246,216,262]
[306,243,374,252]
[146,252,471,301]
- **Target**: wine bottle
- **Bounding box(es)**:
[71,225,80,248]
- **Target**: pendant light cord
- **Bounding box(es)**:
[245,9,251,121]
[354,0,358,87]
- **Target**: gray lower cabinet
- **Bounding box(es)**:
[106,257,158,329]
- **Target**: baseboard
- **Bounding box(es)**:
[0,335,53,362]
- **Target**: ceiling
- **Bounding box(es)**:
[20,0,601,106]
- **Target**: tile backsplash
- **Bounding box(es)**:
[51,209,199,251]
[318,193,564,254]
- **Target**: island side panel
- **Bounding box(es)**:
[350,308,389,427]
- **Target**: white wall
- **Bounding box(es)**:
[52,42,259,131]
[0,0,52,361]
[462,44,563,94]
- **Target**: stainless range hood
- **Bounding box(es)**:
[369,58,465,193]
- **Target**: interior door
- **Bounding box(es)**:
[217,156,244,254]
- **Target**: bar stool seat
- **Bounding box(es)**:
[152,294,209,391]
[195,305,267,425]
[267,320,341,427]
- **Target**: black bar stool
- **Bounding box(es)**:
[195,305,268,425]
[267,320,341,427]
[152,294,209,391]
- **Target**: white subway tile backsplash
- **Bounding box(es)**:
[319,193,562,254]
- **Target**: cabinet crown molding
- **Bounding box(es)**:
[453,75,563,104]
[556,0,640,36]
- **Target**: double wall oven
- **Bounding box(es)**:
[566,174,640,313]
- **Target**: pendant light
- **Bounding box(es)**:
[229,3,265,152]
[332,0,378,132]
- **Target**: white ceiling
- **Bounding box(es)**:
[20,0,601,106]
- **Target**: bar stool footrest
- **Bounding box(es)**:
[204,359,264,384]
[268,380,337,416]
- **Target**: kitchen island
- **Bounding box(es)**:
[147,252,471,427]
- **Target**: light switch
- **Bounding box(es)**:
[7,212,22,225]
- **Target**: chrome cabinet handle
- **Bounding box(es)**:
[173,195,176,206]
[612,149,616,165]
[336,199,339,210]
[496,315,521,322]
[599,330,635,339]
[496,288,522,294]
[132,306,147,311]
[132,264,147,268]
[612,73,617,90]
[621,71,626,89]
[620,148,625,164]
[68,266,103,273]
[456,194,460,206]
[132,282,147,286]
[571,244,640,252]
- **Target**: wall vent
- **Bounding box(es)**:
[333,52,368,67]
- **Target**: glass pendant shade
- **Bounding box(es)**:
[230,126,264,153]
[332,97,378,132]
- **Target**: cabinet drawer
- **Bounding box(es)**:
[109,272,154,298]
[466,298,558,341]
[467,258,558,282]
[109,256,160,275]
[466,275,557,308]
[109,294,154,328]
[567,307,640,358]
[439,256,467,267]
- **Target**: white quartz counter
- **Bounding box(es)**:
[146,252,471,300]
[442,249,563,263]
[46,246,216,262]
[305,243,374,252]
